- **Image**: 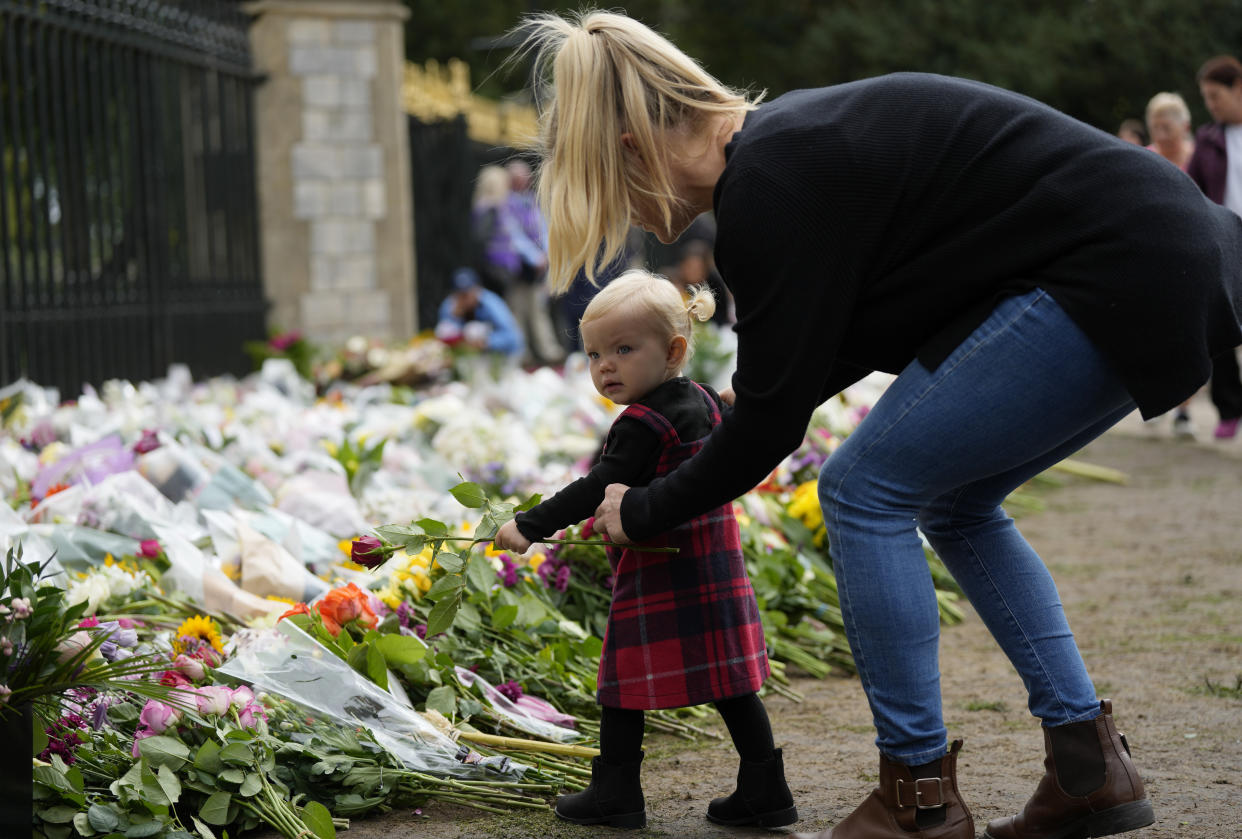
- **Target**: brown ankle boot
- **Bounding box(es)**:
[794,740,973,839]
[984,699,1154,839]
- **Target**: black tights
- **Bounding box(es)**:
[599,693,775,763]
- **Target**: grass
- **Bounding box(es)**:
[964,700,1008,713]
[1191,674,1242,700]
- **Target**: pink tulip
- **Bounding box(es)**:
[138,539,162,558]
[194,686,233,716]
[138,700,181,734]
[513,694,577,729]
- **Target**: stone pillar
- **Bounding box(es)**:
[244,0,415,345]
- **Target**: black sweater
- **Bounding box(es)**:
[621,72,1242,541]
[515,378,725,541]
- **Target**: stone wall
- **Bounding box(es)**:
[245,0,415,345]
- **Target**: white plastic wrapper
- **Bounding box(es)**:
[220,622,525,778]
[455,666,582,745]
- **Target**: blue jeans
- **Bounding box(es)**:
[818,289,1136,765]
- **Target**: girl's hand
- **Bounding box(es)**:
[494,519,532,554]
[593,483,633,545]
[719,386,736,406]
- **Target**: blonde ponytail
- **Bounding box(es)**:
[512,10,756,294]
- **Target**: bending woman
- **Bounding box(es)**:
[519,10,1242,839]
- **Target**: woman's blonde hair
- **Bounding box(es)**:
[580,269,715,366]
[513,10,757,294]
[1145,92,1191,128]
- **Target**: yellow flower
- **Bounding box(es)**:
[173,615,224,654]
[321,440,338,457]
[104,554,116,566]
[788,480,827,547]
[528,552,547,572]
[265,595,296,605]
[337,539,353,556]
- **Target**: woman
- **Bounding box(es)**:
[1187,56,1242,440]
[521,11,1242,839]
[1144,91,1198,436]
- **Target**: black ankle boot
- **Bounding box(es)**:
[555,754,646,829]
[706,747,798,827]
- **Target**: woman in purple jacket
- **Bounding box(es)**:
[1188,55,1242,439]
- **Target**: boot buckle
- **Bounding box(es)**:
[895,777,945,809]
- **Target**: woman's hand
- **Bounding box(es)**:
[718,386,736,406]
[593,483,633,545]
[494,519,532,554]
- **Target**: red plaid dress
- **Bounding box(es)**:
[597,383,770,710]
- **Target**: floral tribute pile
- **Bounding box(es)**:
[1,333,970,839]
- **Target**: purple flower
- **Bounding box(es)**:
[496,555,519,588]
[396,601,413,629]
[554,565,571,593]
[89,698,111,730]
[495,680,524,702]
[414,623,427,640]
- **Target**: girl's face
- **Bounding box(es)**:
[1200,79,1242,125]
[581,307,681,405]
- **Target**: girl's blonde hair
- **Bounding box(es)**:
[1145,91,1191,127]
[513,10,757,294]
[580,269,715,366]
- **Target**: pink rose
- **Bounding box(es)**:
[236,702,267,730]
[173,655,206,681]
[350,535,389,569]
[138,539,162,559]
[138,700,181,734]
[513,694,576,729]
[229,685,254,711]
[132,726,156,758]
[194,686,232,716]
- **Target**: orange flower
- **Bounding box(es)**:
[315,583,378,637]
[278,602,312,623]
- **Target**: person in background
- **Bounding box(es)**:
[670,239,734,325]
[1145,91,1198,437]
[495,270,794,831]
[1187,56,1242,440]
[435,267,524,358]
[519,10,1242,839]
[505,158,568,365]
[1116,117,1148,146]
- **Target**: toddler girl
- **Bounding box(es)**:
[495,269,796,829]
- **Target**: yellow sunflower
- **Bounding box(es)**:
[173,615,224,654]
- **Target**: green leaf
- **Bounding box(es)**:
[515,493,542,512]
[124,820,164,838]
[35,805,78,824]
[190,814,218,839]
[199,791,233,826]
[301,801,336,839]
[459,698,485,719]
[375,633,427,666]
[449,481,487,508]
[425,593,461,638]
[346,643,369,676]
[414,518,449,537]
[365,643,388,690]
[194,740,222,774]
[473,513,499,540]
[217,742,253,767]
[140,765,170,808]
[515,594,547,626]
[425,573,464,602]
[238,773,263,797]
[32,709,49,757]
[72,811,94,837]
[156,765,181,806]
[434,551,465,574]
[491,603,518,629]
[87,803,120,833]
[424,686,457,717]
[465,554,495,594]
[137,736,190,771]
[217,768,245,785]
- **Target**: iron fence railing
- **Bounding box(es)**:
[0,0,266,399]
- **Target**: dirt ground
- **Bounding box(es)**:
[312,401,1242,839]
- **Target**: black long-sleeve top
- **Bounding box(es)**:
[620,72,1242,541]
[515,378,726,540]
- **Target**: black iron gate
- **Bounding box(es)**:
[0,0,266,398]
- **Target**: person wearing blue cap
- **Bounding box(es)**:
[435,268,525,358]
